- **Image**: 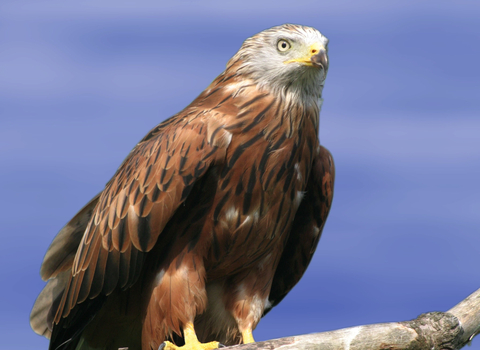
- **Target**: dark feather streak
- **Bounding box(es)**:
[227,133,263,169]
[214,190,231,223]
[137,216,151,251]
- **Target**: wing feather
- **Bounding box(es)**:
[118,242,132,289]
[40,194,100,280]
[31,195,100,339]
[53,115,231,325]
[265,145,335,313]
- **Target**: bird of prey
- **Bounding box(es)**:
[30,24,335,350]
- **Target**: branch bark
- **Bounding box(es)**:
[230,288,480,350]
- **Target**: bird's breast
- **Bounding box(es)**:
[203,125,319,275]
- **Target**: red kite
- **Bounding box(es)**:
[31,24,335,350]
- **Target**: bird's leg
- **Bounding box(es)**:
[223,263,280,345]
[241,329,255,344]
[160,322,220,350]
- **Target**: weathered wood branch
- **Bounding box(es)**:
[230,288,480,350]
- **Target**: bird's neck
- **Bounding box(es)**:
[194,69,321,138]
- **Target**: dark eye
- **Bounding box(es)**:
[277,39,291,52]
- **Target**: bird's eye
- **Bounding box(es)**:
[277,39,291,52]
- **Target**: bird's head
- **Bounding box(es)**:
[228,24,329,102]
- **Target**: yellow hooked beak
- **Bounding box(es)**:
[284,43,328,70]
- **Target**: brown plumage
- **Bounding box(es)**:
[31,24,335,350]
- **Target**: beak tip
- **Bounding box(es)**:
[311,49,328,71]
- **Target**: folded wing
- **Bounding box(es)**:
[266,145,335,313]
[30,114,232,348]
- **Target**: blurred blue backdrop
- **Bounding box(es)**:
[1,1,479,349]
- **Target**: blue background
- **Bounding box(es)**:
[1,1,479,349]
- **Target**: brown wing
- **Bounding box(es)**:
[40,194,101,281]
[265,145,335,314]
[31,195,99,339]
[51,114,232,327]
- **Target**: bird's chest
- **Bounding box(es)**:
[204,128,318,273]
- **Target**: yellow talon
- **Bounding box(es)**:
[160,322,220,350]
[242,329,255,344]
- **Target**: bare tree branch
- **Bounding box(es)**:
[448,287,480,345]
[229,288,480,350]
